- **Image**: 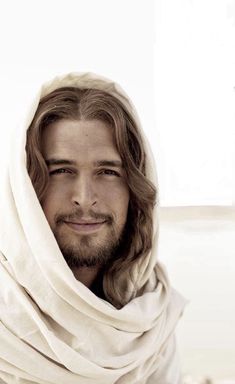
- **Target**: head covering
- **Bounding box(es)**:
[0,72,186,383]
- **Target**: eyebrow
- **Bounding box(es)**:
[45,158,123,168]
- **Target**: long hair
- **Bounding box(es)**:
[26,87,157,308]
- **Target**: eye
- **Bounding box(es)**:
[49,168,72,175]
[99,169,120,177]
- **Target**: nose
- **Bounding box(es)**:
[71,174,97,208]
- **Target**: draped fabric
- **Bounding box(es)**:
[0,73,186,383]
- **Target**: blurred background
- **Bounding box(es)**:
[0,0,234,382]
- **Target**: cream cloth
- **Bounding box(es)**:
[0,73,186,384]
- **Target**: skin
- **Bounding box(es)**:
[41,119,130,290]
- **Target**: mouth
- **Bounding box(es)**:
[64,220,106,234]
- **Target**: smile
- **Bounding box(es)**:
[64,221,106,234]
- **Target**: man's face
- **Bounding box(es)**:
[41,119,130,268]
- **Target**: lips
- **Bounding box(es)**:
[65,220,106,225]
[64,220,106,234]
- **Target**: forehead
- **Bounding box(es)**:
[41,119,121,161]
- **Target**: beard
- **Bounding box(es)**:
[52,209,127,269]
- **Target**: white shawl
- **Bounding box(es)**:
[0,73,186,384]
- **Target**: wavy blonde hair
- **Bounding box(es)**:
[26,87,157,308]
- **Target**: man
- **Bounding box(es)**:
[0,72,186,383]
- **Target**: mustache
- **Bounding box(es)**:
[55,209,113,225]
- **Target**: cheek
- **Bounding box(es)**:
[42,182,67,204]
[41,186,62,223]
[100,184,130,221]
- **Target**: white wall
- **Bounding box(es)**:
[159,206,235,380]
[154,0,235,206]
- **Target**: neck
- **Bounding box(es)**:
[72,266,100,288]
